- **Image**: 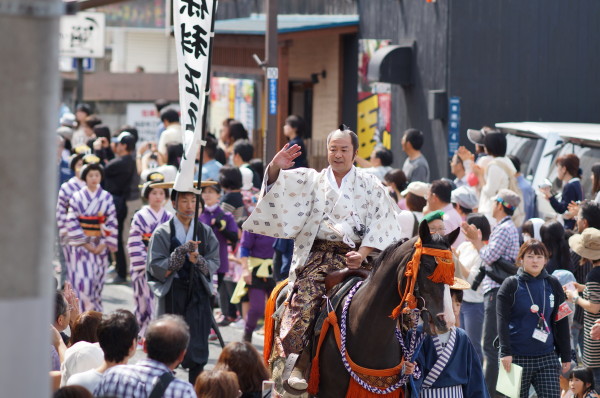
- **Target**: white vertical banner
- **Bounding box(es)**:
[173,0,216,192]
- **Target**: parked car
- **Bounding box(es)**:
[495,122,600,220]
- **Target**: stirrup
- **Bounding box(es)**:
[281,354,307,394]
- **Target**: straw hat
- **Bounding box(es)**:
[450,277,471,290]
[569,228,600,261]
[149,180,218,190]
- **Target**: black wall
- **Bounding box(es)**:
[448,0,600,138]
[358,0,600,180]
[358,0,450,179]
[216,0,358,20]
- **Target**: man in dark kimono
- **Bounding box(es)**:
[146,189,219,384]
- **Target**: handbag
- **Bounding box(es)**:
[485,257,517,284]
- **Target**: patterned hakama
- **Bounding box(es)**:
[278,240,351,356]
[66,187,118,312]
[56,177,85,284]
[127,206,171,336]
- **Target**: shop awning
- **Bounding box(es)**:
[215,14,359,35]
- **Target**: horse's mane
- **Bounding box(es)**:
[370,233,452,276]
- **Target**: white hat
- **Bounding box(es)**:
[60,341,104,386]
[451,186,478,210]
[240,166,254,191]
[401,181,430,198]
[60,113,77,128]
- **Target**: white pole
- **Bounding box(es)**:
[0,1,62,396]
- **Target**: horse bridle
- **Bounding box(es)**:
[389,238,455,320]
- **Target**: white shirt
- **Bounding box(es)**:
[67,369,103,393]
[158,124,183,154]
[455,241,484,303]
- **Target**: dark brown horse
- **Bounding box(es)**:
[267,222,459,397]
[313,222,459,397]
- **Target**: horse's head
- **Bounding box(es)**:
[412,221,460,335]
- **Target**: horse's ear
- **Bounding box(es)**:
[445,227,460,247]
[418,220,432,244]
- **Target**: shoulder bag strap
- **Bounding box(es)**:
[148,371,175,398]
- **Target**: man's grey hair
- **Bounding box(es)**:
[326,125,359,153]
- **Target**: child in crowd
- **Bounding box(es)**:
[563,366,599,398]
[199,183,239,326]
[412,278,489,397]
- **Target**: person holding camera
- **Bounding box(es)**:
[462,189,521,396]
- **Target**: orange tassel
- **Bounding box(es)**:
[389,304,403,320]
[427,257,455,285]
[345,378,403,398]
[307,310,335,394]
[263,280,288,365]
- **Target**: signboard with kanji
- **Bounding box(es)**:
[60,12,106,58]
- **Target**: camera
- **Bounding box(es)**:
[471,265,486,291]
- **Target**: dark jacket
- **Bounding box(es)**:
[497,268,570,362]
[549,178,583,230]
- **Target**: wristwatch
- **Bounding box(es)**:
[573,295,580,305]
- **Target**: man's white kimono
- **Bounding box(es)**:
[242,166,403,283]
[244,165,403,355]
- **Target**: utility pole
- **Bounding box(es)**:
[0,0,62,396]
[264,0,278,162]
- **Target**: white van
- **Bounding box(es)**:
[495,122,600,220]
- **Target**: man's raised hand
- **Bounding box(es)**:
[267,144,302,184]
[272,144,302,170]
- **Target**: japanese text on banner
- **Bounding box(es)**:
[173,0,215,191]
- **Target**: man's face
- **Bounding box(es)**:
[492,200,503,219]
[401,135,408,153]
[115,142,127,156]
[173,193,197,219]
[577,209,588,232]
[426,188,441,211]
[232,152,243,167]
[327,133,356,175]
[55,297,70,332]
[369,149,381,167]
[450,155,463,176]
[428,219,446,235]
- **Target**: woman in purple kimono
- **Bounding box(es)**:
[57,153,98,286]
[66,163,118,312]
[127,176,171,336]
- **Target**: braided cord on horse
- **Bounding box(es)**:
[390,238,455,319]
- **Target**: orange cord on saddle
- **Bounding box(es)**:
[389,238,454,319]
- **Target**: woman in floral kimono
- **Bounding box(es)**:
[66,163,118,312]
[127,175,171,337]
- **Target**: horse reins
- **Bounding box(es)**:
[390,238,455,319]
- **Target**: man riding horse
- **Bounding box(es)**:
[242,125,402,391]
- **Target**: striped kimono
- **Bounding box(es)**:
[56,177,85,283]
[412,327,489,398]
[66,186,118,312]
[127,206,171,336]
